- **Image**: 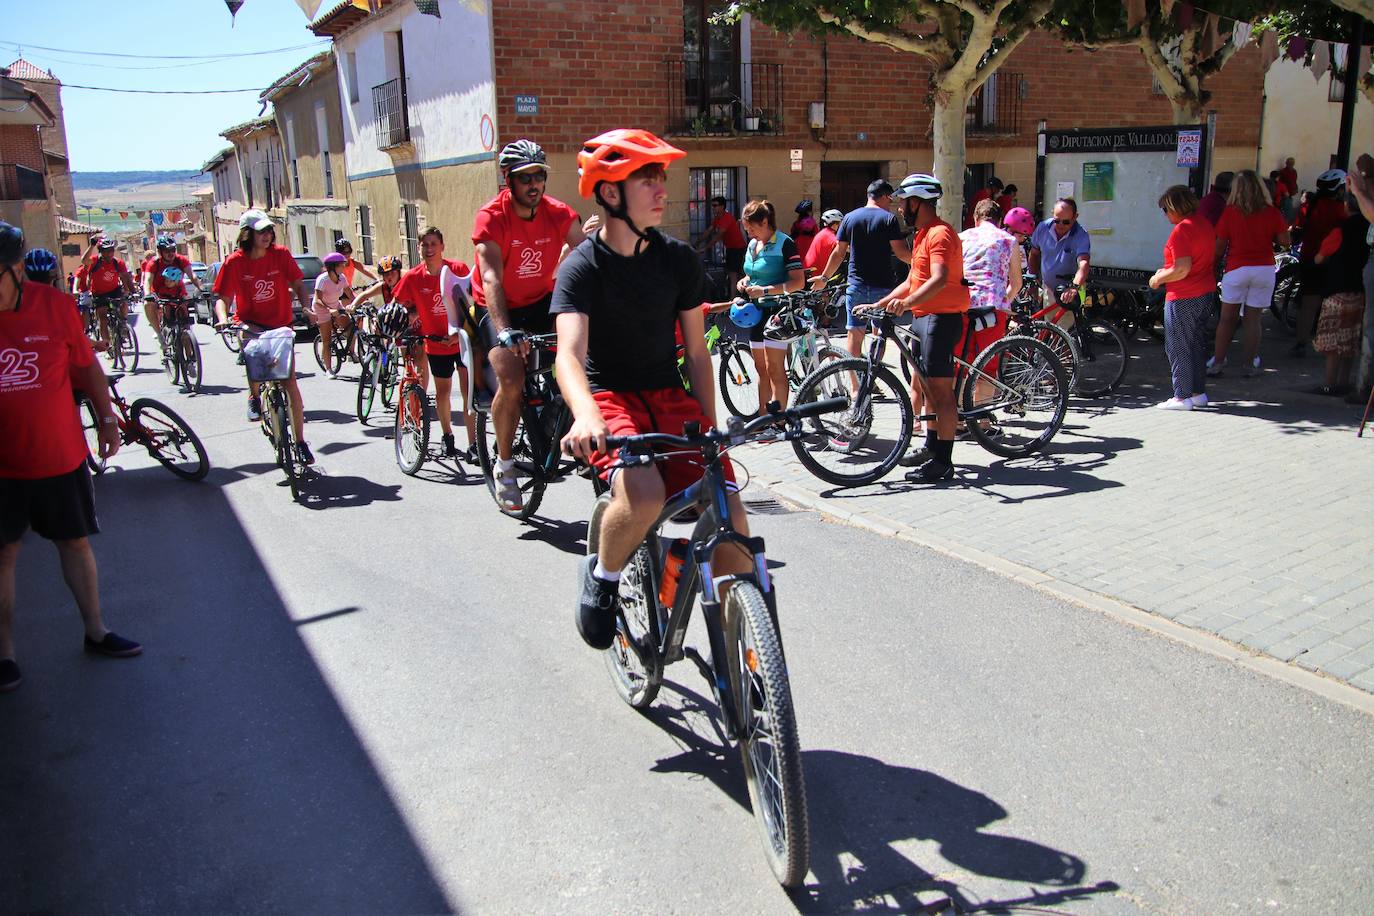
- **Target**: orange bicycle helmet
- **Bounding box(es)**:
[576,129,686,199]
[377,255,404,273]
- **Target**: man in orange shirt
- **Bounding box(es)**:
[877,173,969,482]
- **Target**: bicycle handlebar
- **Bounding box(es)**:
[603,397,849,454]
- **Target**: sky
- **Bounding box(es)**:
[4,0,334,174]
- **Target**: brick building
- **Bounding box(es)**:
[4,59,76,222]
[0,65,59,254]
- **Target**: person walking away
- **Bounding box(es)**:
[0,221,141,694]
[1198,171,1234,226]
[1291,169,1349,357]
[813,179,911,360]
[1310,199,1369,395]
[1342,156,1374,404]
[789,199,818,262]
[1208,170,1290,377]
[1149,186,1217,410]
[735,199,805,411]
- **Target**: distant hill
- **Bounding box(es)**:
[73,170,202,191]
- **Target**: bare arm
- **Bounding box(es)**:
[678,307,717,427]
[291,278,310,315]
[1149,256,1191,289]
[1072,254,1090,288]
[554,312,607,459]
[889,237,912,265]
[1007,245,1023,303]
[1028,247,1041,277]
[353,279,388,305]
[353,262,377,283]
[810,240,849,288]
[474,241,510,329]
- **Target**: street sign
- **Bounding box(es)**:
[790,148,803,161]
[515,94,539,116]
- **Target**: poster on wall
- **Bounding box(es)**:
[1082,162,1115,202]
[1055,181,1075,200]
[1176,130,1201,167]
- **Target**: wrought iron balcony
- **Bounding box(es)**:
[372,78,410,149]
[966,71,1025,136]
[0,163,45,201]
[667,60,783,137]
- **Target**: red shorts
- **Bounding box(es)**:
[960,309,1009,372]
[589,388,736,497]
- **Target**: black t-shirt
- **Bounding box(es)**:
[550,229,704,392]
[836,206,906,287]
[1322,213,1371,297]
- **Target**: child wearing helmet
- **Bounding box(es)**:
[142,236,199,337]
[552,128,750,652]
[803,208,844,276]
[23,248,61,288]
[311,252,356,376]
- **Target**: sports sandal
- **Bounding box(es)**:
[498,472,523,511]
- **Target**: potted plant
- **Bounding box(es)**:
[742,106,763,131]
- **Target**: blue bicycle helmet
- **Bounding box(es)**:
[729,298,763,329]
[156,234,176,250]
[161,266,184,284]
[24,247,59,280]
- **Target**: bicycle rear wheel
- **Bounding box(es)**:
[356,353,379,423]
[129,397,209,481]
[77,395,107,474]
[475,408,546,519]
[1014,319,1077,391]
[313,333,335,375]
[719,344,760,419]
[725,582,810,888]
[589,494,664,709]
[1072,318,1128,396]
[394,383,430,475]
[180,329,203,393]
[790,358,912,487]
[220,328,242,353]
[962,336,1069,458]
[1269,265,1300,334]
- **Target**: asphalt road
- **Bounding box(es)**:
[3,327,1373,914]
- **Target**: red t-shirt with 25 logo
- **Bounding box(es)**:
[469,189,577,310]
[213,246,303,329]
[0,281,97,479]
[393,260,469,356]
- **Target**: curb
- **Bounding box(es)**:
[757,475,1374,719]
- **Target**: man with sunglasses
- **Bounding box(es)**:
[1029,198,1091,307]
[471,138,592,511]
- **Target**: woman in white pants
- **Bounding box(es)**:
[1208,170,1290,377]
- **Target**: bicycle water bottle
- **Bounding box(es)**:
[658,538,689,608]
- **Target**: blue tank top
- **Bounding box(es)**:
[743,232,799,287]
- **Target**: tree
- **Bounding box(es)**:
[726,0,1057,222]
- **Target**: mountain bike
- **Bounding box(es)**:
[355,307,402,424]
[717,291,846,420]
[242,326,309,501]
[313,310,357,376]
[77,372,208,481]
[152,296,202,394]
[471,333,579,519]
[1010,274,1129,396]
[93,293,139,372]
[587,397,845,888]
[393,334,444,476]
[790,305,1069,486]
[1268,246,1301,334]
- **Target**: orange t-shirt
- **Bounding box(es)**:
[909,219,970,315]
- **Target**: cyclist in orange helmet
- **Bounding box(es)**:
[554,129,752,650]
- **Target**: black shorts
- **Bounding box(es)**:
[911,313,968,378]
[724,246,746,275]
[1,464,99,545]
[426,353,461,378]
[476,295,554,350]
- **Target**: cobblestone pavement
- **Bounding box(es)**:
[737,319,1374,694]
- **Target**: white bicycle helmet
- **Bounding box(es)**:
[763,305,808,342]
[1316,168,1347,193]
[894,173,943,201]
[821,208,844,227]
[378,303,410,337]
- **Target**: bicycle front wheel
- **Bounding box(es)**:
[356,353,379,423]
[1014,319,1077,391]
[394,383,430,475]
[589,494,664,709]
[962,336,1069,458]
[180,329,203,393]
[381,347,401,407]
[77,394,107,474]
[220,328,242,353]
[719,345,760,419]
[726,582,810,888]
[1072,318,1128,396]
[790,358,912,487]
[312,333,334,374]
[129,397,209,481]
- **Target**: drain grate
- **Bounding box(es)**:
[744,496,793,515]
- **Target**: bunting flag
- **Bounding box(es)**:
[225,0,244,24]
[101,207,111,213]
[168,210,183,223]
[136,210,147,219]
[294,0,323,17]
[1231,22,1251,50]
[349,0,376,11]
[415,0,441,17]
[151,213,165,226]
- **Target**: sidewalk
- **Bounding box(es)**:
[742,322,1374,694]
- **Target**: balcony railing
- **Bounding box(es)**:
[0,163,46,201]
[966,70,1024,136]
[372,78,409,149]
[666,60,783,137]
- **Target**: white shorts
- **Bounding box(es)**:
[749,339,789,351]
[1219,265,1276,312]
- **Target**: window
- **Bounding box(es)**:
[688,166,745,263]
[245,166,255,207]
[324,151,334,198]
[332,229,344,249]
[291,160,301,198]
[401,203,419,267]
[298,224,309,253]
[681,1,740,130]
[358,205,373,264]
[346,51,360,105]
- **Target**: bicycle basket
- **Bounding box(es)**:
[243,327,295,382]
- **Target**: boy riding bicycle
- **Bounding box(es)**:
[554,128,752,650]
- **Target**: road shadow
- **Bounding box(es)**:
[0,464,450,913]
[185,383,240,397]
[295,470,403,510]
[517,515,589,555]
[302,408,363,426]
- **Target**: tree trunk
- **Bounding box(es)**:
[931,89,970,226]
[1167,94,1205,124]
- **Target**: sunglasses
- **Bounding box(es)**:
[512,170,547,185]
[1053,218,1074,226]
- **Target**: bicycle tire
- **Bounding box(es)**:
[1269,265,1300,334]
[791,358,912,487]
[589,494,664,709]
[1071,317,1128,396]
[356,353,379,423]
[312,333,334,375]
[129,397,209,481]
[160,325,180,385]
[180,329,203,393]
[719,345,760,419]
[1012,318,1078,390]
[266,388,302,500]
[725,581,810,888]
[381,346,401,408]
[77,394,107,474]
[395,383,430,475]
[962,335,1069,458]
[221,328,242,353]
[474,409,546,519]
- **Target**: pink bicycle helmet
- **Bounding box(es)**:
[1003,207,1035,235]
[322,251,348,267]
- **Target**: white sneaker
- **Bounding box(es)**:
[1157,397,1193,411]
[1190,393,1210,408]
[1244,357,1261,377]
[1205,357,1224,377]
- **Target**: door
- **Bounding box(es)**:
[820,161,881,214]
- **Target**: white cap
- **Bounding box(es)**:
[239,208,273,232]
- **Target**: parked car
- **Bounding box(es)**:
[294,255,324,330]
[190,262,214,324]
